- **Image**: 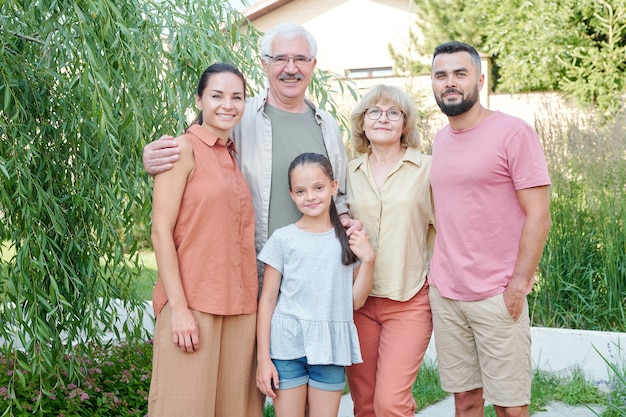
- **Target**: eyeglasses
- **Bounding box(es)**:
[365,107,404,121]
[264,54,313,65]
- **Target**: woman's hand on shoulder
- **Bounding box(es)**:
[143,135,180,176]
[151,135,194,229]
[165,135,193,175]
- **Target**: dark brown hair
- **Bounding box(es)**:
[288,153,357,265]
[190,63,246,126]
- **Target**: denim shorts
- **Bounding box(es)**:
[272,357,345,391]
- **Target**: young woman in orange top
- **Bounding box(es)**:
[149,63,263,417]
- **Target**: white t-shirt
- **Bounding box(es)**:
[258,224,362,366]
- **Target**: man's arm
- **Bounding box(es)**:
[339,213,364,237]
[143,135,181,175]
[504,185,552,320]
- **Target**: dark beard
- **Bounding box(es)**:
[435,86,479,117]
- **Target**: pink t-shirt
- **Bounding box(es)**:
[429,111,550,301]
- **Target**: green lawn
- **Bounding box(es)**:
[135,250,157,300]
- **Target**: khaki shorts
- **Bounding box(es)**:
[429,286,531,407]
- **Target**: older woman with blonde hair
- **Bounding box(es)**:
[346,85,434,417]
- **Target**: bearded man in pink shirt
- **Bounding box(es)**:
[428,41,552,417]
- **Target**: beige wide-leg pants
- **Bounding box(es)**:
[148,304,264,417]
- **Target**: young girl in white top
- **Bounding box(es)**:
[256,152,375,417]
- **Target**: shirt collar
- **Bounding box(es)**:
[257,87,320,119]
[351,147,425,173]
[186,124,238,153]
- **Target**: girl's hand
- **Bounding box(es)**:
[256,358,279,398]
[350,229,376,309]
[170,306,200,353]
[349,229,375,263]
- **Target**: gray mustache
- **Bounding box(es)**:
[278,73,305,81]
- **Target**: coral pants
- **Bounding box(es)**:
[347,283,432,417]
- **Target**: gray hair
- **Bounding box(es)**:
[259,23,318,63]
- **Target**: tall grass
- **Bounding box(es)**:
[531,108,626,332]
[595,343,626,416]
[412,359,448,410]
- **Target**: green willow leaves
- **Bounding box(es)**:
[0,0,352,413]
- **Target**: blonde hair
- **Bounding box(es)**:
[350,85,420,154]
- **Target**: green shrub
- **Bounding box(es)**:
[0,342,152,416]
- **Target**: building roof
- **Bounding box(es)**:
[242,0,294,20]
